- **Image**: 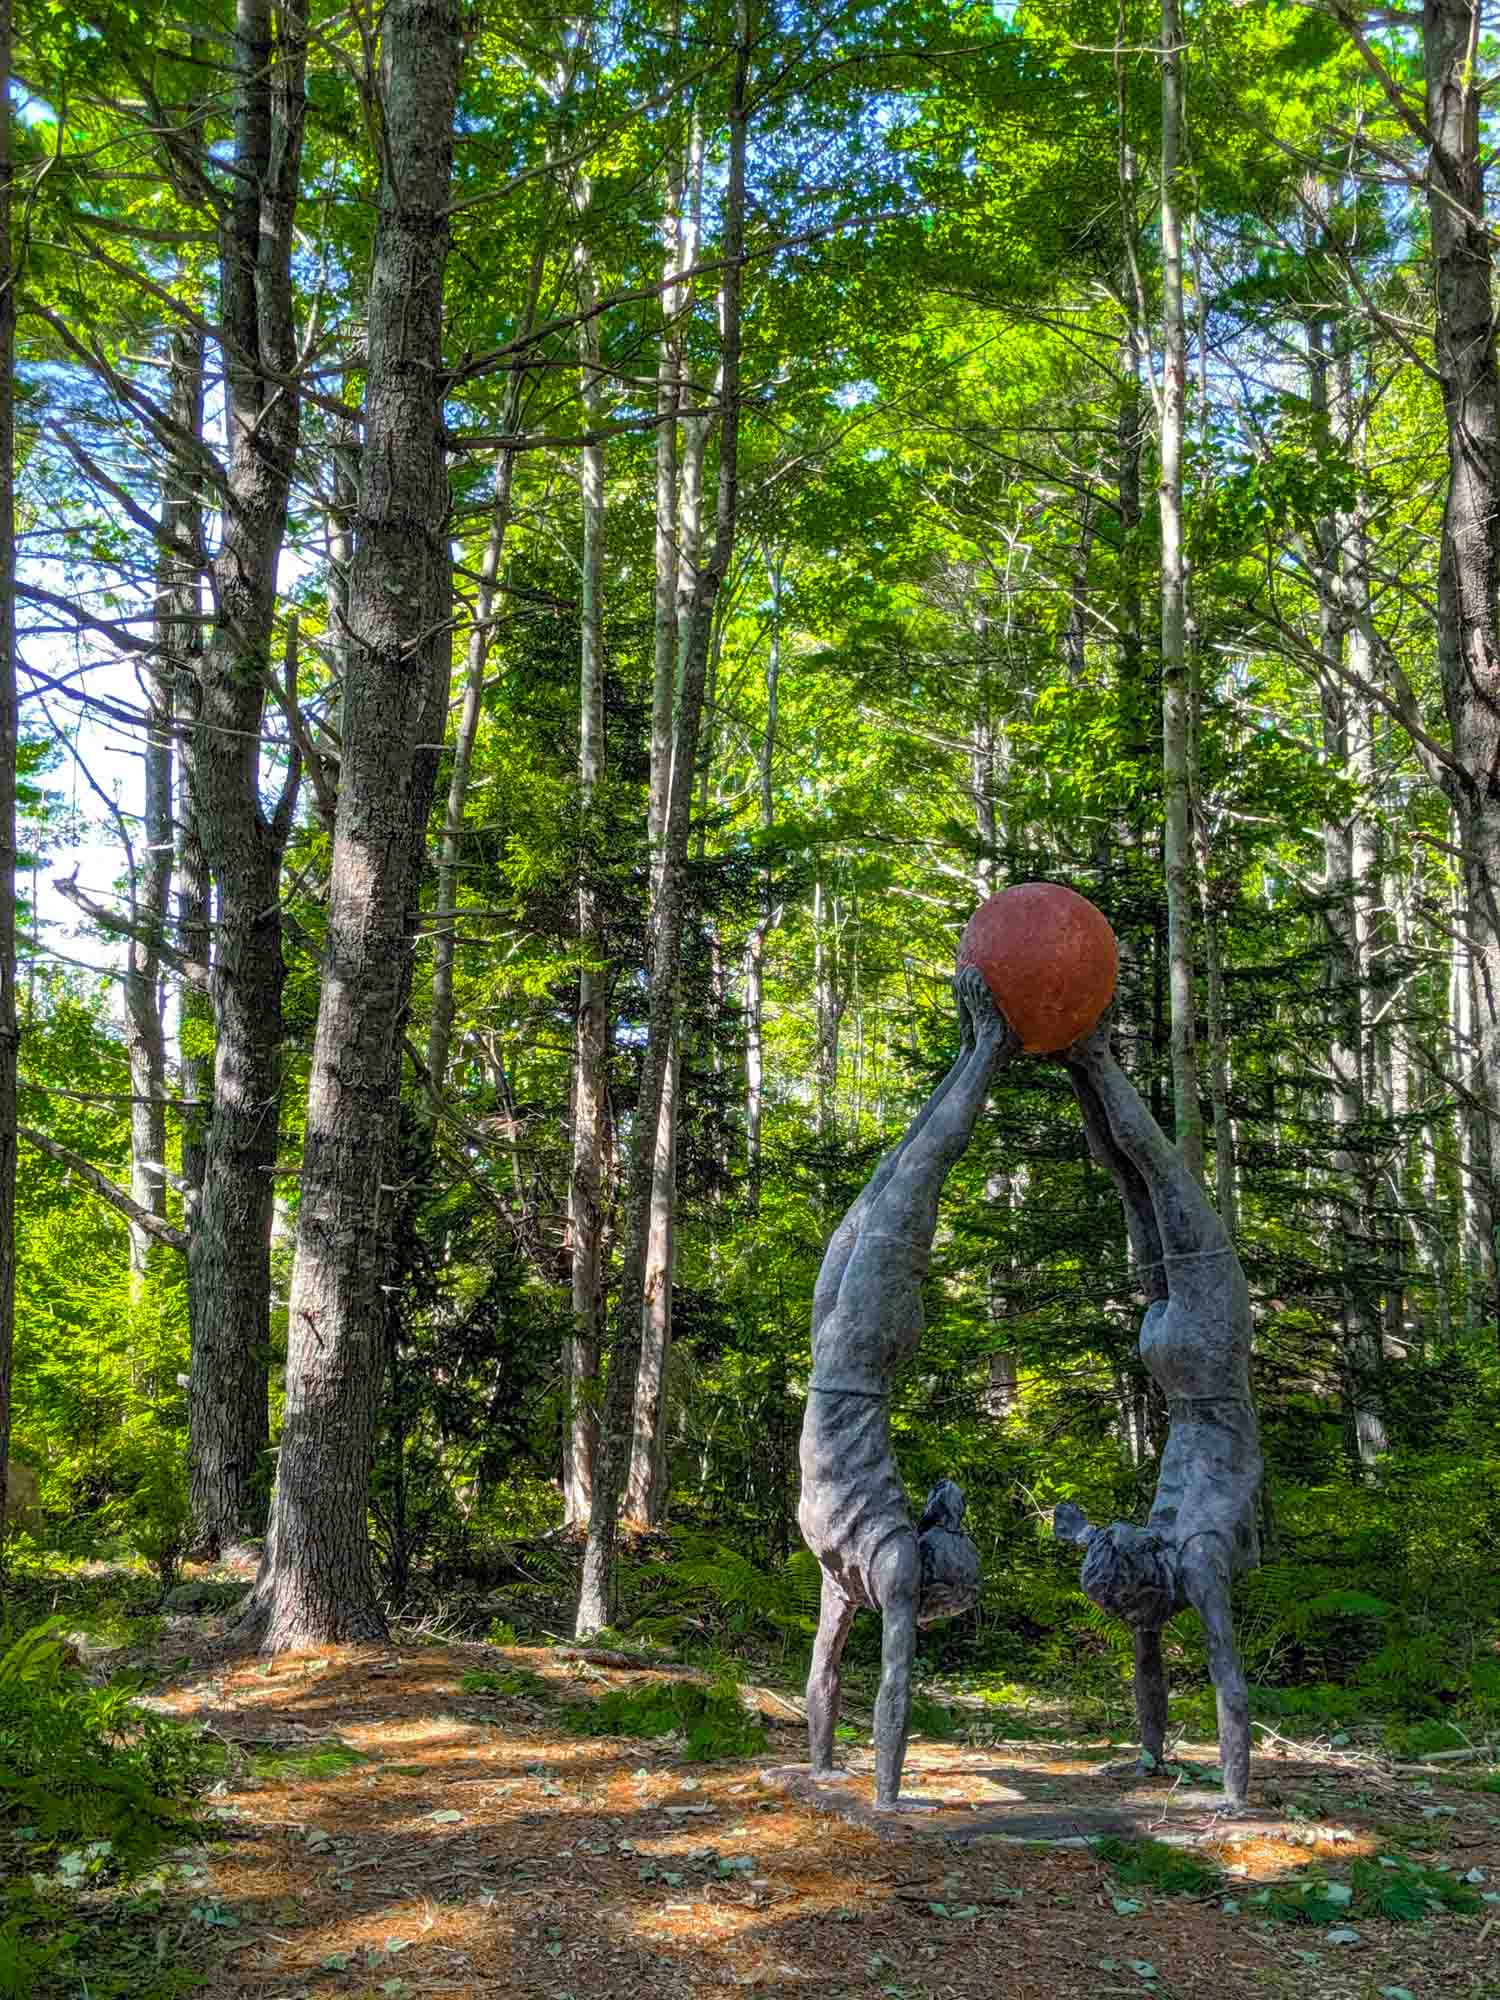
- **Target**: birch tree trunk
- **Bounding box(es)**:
[186,0,308,1555]
[744,547,781,1201]
[1158,0,1203,1179]
[578,15,748,1634]
[0,0,16,1541]
[624,131,705,1527]
[232,0,462,1653]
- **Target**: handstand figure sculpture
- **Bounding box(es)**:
[799,967,1017,1810]
[1054,1015,1262,1810]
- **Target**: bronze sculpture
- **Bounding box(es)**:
[798,968,1014,1810]
[1054,1015,1261,1810]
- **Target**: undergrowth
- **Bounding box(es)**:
[1092,1836,1221,1899]
[565,1678,768,1758]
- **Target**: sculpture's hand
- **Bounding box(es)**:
[1063,1003,1115,1071]
[956,965,1020,1060]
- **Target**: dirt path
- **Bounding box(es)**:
[121,1640,1500,1999]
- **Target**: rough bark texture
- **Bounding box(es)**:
[1425,0,1500,1330]
[577,21,748,1636]
[232,0,461,1653]
[0,0,17,1545]
[187,0,307,1553]
[1158,0,1203,1180]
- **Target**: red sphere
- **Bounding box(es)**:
[957,884,1118,1054]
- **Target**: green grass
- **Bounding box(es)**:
[1092,1835,1222,1899]
[245,1741,372,1782]
[565,1678,767,1759]
[458,1668,551,1699]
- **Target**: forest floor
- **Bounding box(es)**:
[26,1577,1500,2000]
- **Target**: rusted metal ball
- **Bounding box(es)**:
[957,883,1118,1054]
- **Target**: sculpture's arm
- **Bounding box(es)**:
[1066,1021,1225,1262]
[1132,1623,1169,1767]
[1180,1544,1250,1808]
[867,1533,923,1811]
[806,1574,857,1777]
[1068,1065,1168,1304]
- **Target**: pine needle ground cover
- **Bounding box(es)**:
[6,1625,1492,2000]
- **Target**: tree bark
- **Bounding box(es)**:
[231,0,462,1653]
[577,14,748,1635]
[1158,0,1203,1179]
[566,226,607,1529]
[624,133,705,1527]
[187,0,308,1554]
[1424,0,1500,1333]
[0,0,17,1548]
[744,547,782,1201]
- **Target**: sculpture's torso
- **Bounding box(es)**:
[1139,1261,1262,1583]
[798,1234,930,1608]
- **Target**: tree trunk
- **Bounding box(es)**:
[231,0,462,1653]
[0,0,16,1545]
[744,548,782,1201]
[1158,0,1203,1179]
[577,15,748,1636]
[566,231,607,1528]
[1425,0,1500,1333]
[186,0,308,1554]
[623,141,706,1527]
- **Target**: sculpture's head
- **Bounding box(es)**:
[916,1479,981,1626]
[1078,1521,1176,1629]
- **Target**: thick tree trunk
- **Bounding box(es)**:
[577,19,748,1635]
[1425,0,1500,1332]
[186,0,307,1554]
[1158,0,1203,1179]
[232,0,462,1653]
[0,0,16,1544]
[566,235,607,1528]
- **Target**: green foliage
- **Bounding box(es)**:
[1092,1836,1222,1900]
[565,1678,768,1760]
[908,1694,958,1740]
[245,1742,372,1782]
[1251,1858,1482,1926]
[124,1443,191,1591]
[459,1668,551,1700]
[0,1626,214,1871]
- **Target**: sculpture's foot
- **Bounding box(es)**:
[806,1765,847,1786]
[872,1794,941,1815]
[1097,1755,1161,1780]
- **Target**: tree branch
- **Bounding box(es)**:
[19,1126,189,1252]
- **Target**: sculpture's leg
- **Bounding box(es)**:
[868,1533,923,1811]
[855,968,1015,1257]
[1069,1067,1167,1303]
[1068,1031,1226,1260]
[811,986,981,1334]
[1132,1623,1169,1770]
[1181,1550,1250,1808]
[806,1573,856,1778]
